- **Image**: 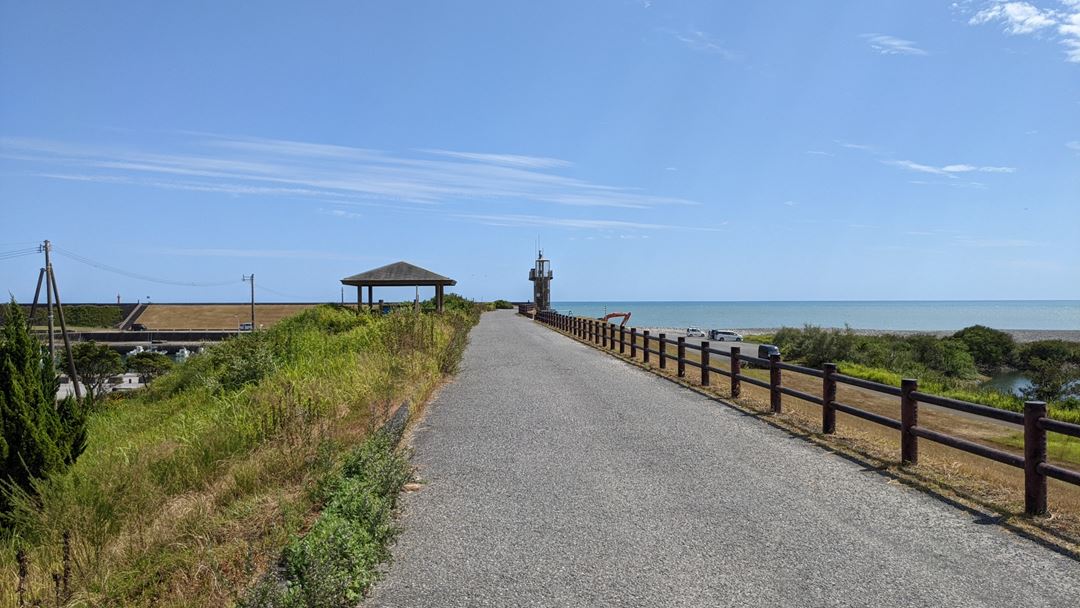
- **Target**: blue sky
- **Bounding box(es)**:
[1,0,1078,303]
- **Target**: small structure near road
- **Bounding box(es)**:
[341,261,457,313]
[528,250,553,311]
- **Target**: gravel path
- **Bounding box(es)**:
[367,310,1080,607]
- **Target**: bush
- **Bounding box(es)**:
[953,325,1015,370]
[72,341,124,397]
[0,300,87,518]
[125,351,173,383]
[241,430,411,608]
[772,326,857,368]
[492,299,514,310]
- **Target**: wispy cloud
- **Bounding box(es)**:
[1068,140,1080,150]
[667,29,739,60]
[970,2,1057,35]
[835,140,878,152]
[861,33,928,56]
[455,213,725,232]
[1,134,698,210]
[953,236,1038,247]
[319,208,363,220]
[968,1,1080,63]
[154,248,371,261]
[805,150,835,156]
[419,149,571,169]
[882,159,1016,176]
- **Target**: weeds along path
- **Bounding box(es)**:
[369,309,1080,607]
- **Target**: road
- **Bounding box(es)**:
[368,310,1080,607]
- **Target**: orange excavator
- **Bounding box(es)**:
[600,311,632,327]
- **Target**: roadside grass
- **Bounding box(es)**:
[239,428,411,607]
[549,317,1080,548]
[832,361,1080,425]
[1,304,479,607]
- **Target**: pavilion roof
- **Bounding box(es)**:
[340,261,456,287]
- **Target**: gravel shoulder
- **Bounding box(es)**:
[367,310,1080,607]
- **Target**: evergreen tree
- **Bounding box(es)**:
[0,299,86,516]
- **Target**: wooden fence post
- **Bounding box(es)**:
[769,353,782,413]
[677,337,686,378]
[1024,400,1048,516]
[730,346,741,397]
[822,363,837,435]
[643,330,650,363]
[609,324,616,350]
[659,333,667,369]
[602,322,608,348]
[700,341,710,386]
[630,328,638,358]
[901,378,919,465]
[619,325,626,354]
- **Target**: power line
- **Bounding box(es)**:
[53,247,240,287]
[255,283,309,299]
[0,247,40,261]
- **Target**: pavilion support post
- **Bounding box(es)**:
[368,285,373,310]
[436,285,445,313]
[357,286,362,312]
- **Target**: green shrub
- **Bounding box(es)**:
[492,299,514,310]
[1,300,87,518]
[241,430,411,608]
[772,325,857,368]
[953,325,1015,370]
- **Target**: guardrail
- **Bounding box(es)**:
[531,310,1080,516]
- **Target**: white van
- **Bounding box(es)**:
[708,330,743,342]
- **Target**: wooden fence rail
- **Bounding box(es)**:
[530,309,1080,517]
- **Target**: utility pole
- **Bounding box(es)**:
[243,274,255,330]
[28,241,82,400]
[44,242,55,360]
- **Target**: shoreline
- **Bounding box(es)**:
[638,327,1080,343]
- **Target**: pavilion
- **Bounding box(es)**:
[340,261,457,313]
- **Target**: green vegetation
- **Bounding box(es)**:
[772,326,978,381]
[491,299,515,310]
[952,325,1015,371]
[240,429,410,607]
[1,305,128,329]
[0,301,87,519]
[768,325,1080,424]
[125,351,174,383]
[1,302,481,607]
[71,341,124,397]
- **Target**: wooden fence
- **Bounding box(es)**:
[532,310,1080,516]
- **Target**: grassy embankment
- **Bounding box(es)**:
[551,318,1080,548]
[1,303,479,607]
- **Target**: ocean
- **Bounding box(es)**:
[550,301,1080,331]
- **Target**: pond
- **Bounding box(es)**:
[979,370,1032,397]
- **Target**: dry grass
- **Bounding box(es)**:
[134,304,320,330]
[550,319,1080,554]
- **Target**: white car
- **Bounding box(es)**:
[709,329,743,342]
[685,327,706,338]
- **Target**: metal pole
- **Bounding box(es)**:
[48,267,82,400]
[28,268,45,327]
[44,241,55,362]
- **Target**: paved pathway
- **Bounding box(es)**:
[368,310,1080,607]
